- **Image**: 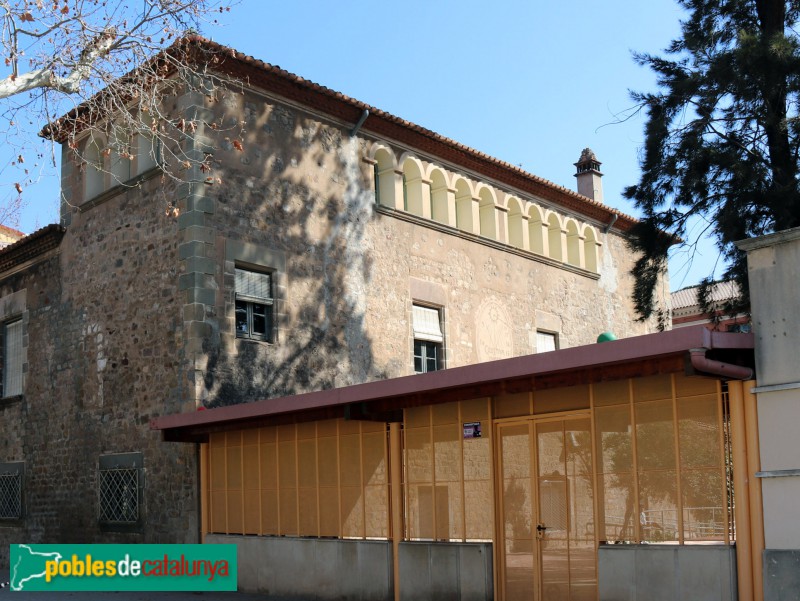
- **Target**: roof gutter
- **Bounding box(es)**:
[689,348,753,380]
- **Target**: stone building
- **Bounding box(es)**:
[0,37,666,578]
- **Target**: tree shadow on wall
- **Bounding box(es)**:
[199,93,388,407]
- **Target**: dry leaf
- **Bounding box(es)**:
[232,140,243,152]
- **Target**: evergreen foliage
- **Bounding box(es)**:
[626,0,800,323]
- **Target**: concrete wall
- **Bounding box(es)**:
[206,534,392,600]
[398,542,492,601]
[205,535,492,601]
[598,545,738,601]
[738,227,800,601]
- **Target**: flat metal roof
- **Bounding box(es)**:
[152,325,754,442]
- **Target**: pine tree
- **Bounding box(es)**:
[625,0,800,323]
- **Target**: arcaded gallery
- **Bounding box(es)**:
[155,326,761,601]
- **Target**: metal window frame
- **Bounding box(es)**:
[235,268,275,343]
[413,339,441,374]
[98,452,144,531]
[0,461,23,521]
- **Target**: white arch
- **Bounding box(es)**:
[546,212,563,262]
[373,146,396,207]
[454,177,474,232]
[583,225,599,272]
[565,219,581,267]
[401,156,425,215]
[83,134,105,200]
[477,185,497,240]
[108,123,131,185]
[429,168,449,224]
[527,204,545,255]
[507,196,524,249]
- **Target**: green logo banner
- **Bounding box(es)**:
[9,544,237,591]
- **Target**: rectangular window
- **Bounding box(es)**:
[1,319,23,398]
[536,330,558,353]
[0,462,23,520]
[235,268,274,342]
[413,304,443,373]
[98,453,143,527]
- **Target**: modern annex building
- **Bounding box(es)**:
[1,37,784,601]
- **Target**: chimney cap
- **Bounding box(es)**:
[574,147,603,175]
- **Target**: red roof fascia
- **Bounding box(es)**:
[151,326,753,435]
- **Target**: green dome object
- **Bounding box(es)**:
[597,331,617,343]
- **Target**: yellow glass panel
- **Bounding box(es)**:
[298,487,318,535]
[360,420,385,433]
[494,392,531,419]
[209,432,225,447]
[243,486,260,534]
[318,486,339,537]
[565,418,593,477]
[678,395,721,469]
[570,546,598,601]
[277,424,296,442]
[633,374,672,402]
[362,432,387,485]
[437,482,462,541]
[536,422,565,477]
[340,486,364,538]
[364,484,388,538]
[258,426,276,443]
[635,400,676,470]
[242,428,259,446]
[534,384,590,414]
[432,402,458,424]
[226,490,243,534]
[210,490,226,533]
[226,445,242,489]
[463,437,491,481]
[279,488,298,535]
[405,428,432,483]
[599,472,635,543]
[682,469,725,541]
[539,538,569,600]
[316,419,338,438]
[460,398,490,425]
[675,373,718,398]
[406,406,431,428]
[593,379,631,407]
[317,437,338,487]
[434,424,461,482]
[278,441,297,488]
[297,421,317,440]
[503,478,532,540]
[243,445,259,490]
[504,537,534,601]
[210,446,226,490]
[260,489,278,534]
[259,442,277,489]
[465,480,493,540]
[339,434,361,487]
[226,431,242,447]
[500,424,530,479]
[297,439,317,488]
[639,470,679,542]
[338,419,361,435]
[595,405,632,473]
[407,483,434,540]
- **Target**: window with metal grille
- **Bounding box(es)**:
[0,462,22,520]
[235,268,274,342]
[98,453,143,527]
[412,305,443,373]
[1,319,23,398]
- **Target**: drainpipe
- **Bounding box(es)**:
[602,213,618,234]
[350,109,369,137]
[689,348,754,380]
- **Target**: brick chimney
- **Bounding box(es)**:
[574,148,604,203]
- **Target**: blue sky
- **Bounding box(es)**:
[11,0,720,291]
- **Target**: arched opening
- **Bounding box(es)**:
[430,169,449,224]
[507,197,523,248]
[402,158,425,216]
[478,187,497,240]
[583,226,598,272]
[566,220,581,267]
[454,178,473,233]
[109,124,131,185]
[373,147,396,207]
[547,214,563,262]
[84,135,104,200]
[528,206,545,255]
[135,111,158,175]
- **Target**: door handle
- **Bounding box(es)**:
[536,524,547,532]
